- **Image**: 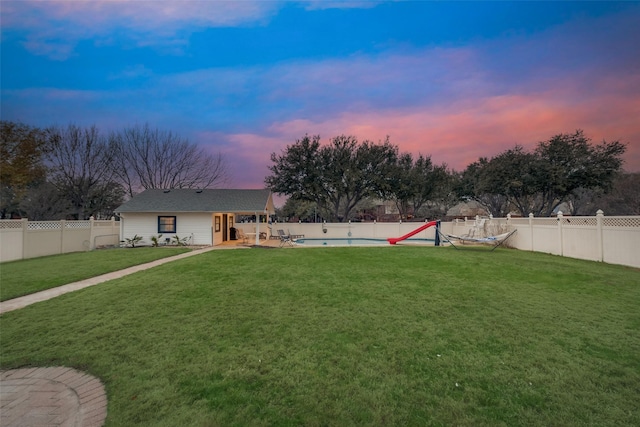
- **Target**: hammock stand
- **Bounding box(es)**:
[437,229,517,251]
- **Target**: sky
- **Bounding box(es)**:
[2,0,639,191]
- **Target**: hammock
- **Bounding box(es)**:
[438,229,517,251]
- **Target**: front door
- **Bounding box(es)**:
[223,214,228,241]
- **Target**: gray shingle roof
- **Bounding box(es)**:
[115,189,274,214]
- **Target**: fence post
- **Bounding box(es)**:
[22,218,28,260]
[529,213,534,251]
[60,219,66,255]
[112,216,118,247]
[89,216,95,250]
[596,209,604,262]
[557,211,564,256]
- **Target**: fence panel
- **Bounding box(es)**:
[268,221,438,241]
[268,213,638,268]
[24,228,63,260]
[0,221,24,262]
[0,218,120,262]
[602,217,640,268]
[532,222,560,255]
[561,217,600,262]
[5,214,635,267]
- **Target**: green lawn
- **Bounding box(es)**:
[0,247,190,301]
[1,247,638,426]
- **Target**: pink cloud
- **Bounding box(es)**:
[3,1,278,30]
[2,1,280,59]
[2,87,104,107]
[303,1,383,11]
[342,92,639,171]
[221,83,640,189]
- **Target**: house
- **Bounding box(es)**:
[115,189,275,246]
[445,200,490,219]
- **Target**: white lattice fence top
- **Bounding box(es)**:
[469,215,640,228]
[27,221,61,230]
[562,217,597,226]
[603,217,640,227]
[0,220,25,229]
[64,221,91,229]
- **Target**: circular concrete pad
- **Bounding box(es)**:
[0,367,107,427]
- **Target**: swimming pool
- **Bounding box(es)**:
[294,238,435,246]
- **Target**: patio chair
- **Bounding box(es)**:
[467,218,487,239]
[235,228,249,244]
[287,229,305,239]
[277,229,295,247]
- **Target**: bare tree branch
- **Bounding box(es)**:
[45,124,121,219]
[110,124,229,197]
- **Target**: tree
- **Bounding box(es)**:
[384,152,414,219]
[320,136,398,221]
[110,124,228,197]
[458,152,529,217]
[18,182,72,220]
[457,158,507,217]
[533,130,626,216]
[266,135,323,203]
[591,172,640,215]
[563,187,600,216]
[85,180,126,219]
[45,124,123,219]
[280,198,323,222]
[481,146,542,216]
[266,135,398,221]
[408,155,453,219]
[460,131,626,216]
[0,121,48,218]
[386,153,452,220]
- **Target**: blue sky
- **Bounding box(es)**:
[2,1,639,189]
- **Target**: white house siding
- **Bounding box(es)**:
[120,212,214,246]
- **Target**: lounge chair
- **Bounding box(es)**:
[287,229,305,239]
[235,228,249,244]
[277,229,295,247]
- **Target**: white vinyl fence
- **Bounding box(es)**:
[444,210,639,268]
[0,218,120,263]
[256,210,640,269]
[238,221,441,242]
[3,213,638,268]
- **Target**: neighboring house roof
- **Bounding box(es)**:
[446,200,489,218]
[115,189,275,214]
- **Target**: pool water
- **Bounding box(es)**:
[295,238,386,246]
[294,238,434,246]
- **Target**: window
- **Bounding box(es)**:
[158,216,176,233]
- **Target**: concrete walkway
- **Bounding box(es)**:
[0,245,245,426]
[0,245,234,315]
